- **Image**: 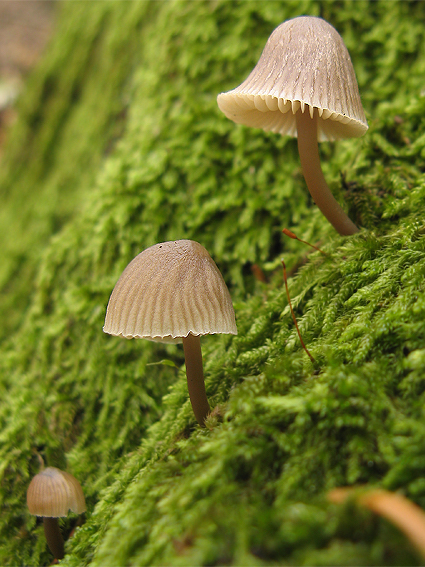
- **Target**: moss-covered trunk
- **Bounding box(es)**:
[1,1,425,565]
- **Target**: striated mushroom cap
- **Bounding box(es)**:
[103,240,237,344]
[27,467,86,518]
[217,16,368,142]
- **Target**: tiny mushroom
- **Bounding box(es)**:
[217,16,368,236]
[103,239,237,427]
[27,467,86,560]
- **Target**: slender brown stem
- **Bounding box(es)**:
[328,488,425,561]
[296,108,359,236]
[182,333,210,427]
[282,259,315,364]
[282,228,327,256]
[43,517,64,560]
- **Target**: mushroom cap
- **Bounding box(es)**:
[27,467,86,518]
[103,240,237,344]
[217,16,368,142]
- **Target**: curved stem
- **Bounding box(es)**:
[43,517,64,560]
[182,333,210,427]
[329,488,425,560]
[296,108,359,236]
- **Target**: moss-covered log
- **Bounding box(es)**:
[1,1,425,565]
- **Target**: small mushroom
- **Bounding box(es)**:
[217,16,368,236]
[103,240,237,427]
[27,467,86,560]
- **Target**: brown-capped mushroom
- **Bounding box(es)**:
[27,467,86,560]
[217,16,368,236]
[103,240,237,427]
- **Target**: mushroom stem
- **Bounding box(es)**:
[296,108,359,236]
[43,517,65,560]
[182,333,210,427]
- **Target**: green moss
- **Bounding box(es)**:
[0,1,160,339]
[1,0,425,565]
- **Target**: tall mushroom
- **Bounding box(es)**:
[27,467,86,560]
[217,16,368,236]
[103,240,237,427]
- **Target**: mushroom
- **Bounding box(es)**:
[27,467,86,560]
[217,16,368,236]
[103,240,237,427]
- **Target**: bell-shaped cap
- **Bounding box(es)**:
[27,467,86,518]
[217,16,368,142]
[103,240,237,344]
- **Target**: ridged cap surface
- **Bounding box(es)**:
[217,16,368,142]
[27,467,86,517]
[103,240,237,343]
